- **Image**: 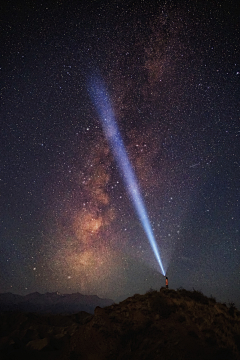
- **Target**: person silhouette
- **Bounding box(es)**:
[165,276,168,289]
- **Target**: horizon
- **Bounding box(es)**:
[1,286,240,310]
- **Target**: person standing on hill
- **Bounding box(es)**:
[165,276,168,289]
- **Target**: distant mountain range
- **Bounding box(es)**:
[0,292,114,314]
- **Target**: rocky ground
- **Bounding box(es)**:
[1,287,240,360]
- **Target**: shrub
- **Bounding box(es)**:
[166,289,180,298]
[188,330,198,338]
[177,315,186,323]
[177,288,209,304]
[149,293,174,318]
[146,287,156,294]
[209,295,216,303]
[228,302,237,317]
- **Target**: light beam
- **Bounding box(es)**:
[88,75,165,276]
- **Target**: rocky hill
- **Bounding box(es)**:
[1,287,240,360]
[0,292,114,314]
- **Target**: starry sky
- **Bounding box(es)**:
[1,0,240,306]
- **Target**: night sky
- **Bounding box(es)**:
[1,1,240,306]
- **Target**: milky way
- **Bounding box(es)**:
[1,1,239,305]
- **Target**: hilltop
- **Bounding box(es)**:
[1,287,240,359]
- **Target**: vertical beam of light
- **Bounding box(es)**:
[88,75,165,276]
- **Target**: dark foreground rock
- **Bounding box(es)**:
[1,288,240,360]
